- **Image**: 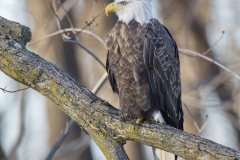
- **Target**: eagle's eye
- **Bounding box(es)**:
[119,1,128,5]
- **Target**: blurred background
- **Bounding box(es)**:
[0,0,240,159]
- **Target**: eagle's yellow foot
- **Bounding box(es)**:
[134,116,144,130]
[136,117,144,125]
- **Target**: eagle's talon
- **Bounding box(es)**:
[134,117,144,130]
[135,117,144,125]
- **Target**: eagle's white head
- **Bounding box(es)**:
[105,0,152,25]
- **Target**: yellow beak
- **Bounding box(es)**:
[105,2,123,16]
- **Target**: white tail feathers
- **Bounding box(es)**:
[152,111,165,123]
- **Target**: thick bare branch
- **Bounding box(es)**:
[0,16,240,160]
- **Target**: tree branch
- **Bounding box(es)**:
[0,16,240,160]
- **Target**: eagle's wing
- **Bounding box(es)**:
[106,51,119,93]
[143,19,183,129]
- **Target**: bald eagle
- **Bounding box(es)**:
[105,0,183,159]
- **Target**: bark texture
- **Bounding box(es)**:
[0,16,240,160]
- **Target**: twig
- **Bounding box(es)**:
[58,1,80,41]
[52,4,106,68]
[49,0,70,39]
[183,102,200,132]
[183,102,209,134]
[75,8,105,37]
[28,28,106,49]
[0,86,30,93]
[198,115,208,134]
[45,119,75,160]
[53,0,77,21]
[203,31,225,55]
[179,49,240,80]
[48,0,104,41]
[92,72,108,94]
[50,0,79,41]
[64,39,105,68]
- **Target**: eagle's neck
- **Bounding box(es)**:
[116,1,152,25]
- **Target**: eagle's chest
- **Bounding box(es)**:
[107,22,146,74]
[116,25,145,67]
[114,31,145,84]
[106,21,151,116]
